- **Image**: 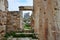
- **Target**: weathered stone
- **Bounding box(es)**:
[0,0,8,11]
[7,11,20,32]
[19,6,33,11]
[33,0,60,40]
[0,11,7,39]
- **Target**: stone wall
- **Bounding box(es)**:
[0,11,7,39]
[7,11,20,32]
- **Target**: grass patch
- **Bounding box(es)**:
[24,23,31,30]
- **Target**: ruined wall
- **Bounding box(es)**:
[7,11,20,32]
[33,0,60,40]
[0,11,7,39]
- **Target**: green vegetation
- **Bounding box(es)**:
[4,31,38,39]
[4,31,15,38]
[24,23,31,30]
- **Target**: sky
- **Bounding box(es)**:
[23,11,32,17]
[8,0,33,11]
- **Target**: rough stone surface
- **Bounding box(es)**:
[33,0,60,40]
[7,11,20,32]
[0,11,7,39]
[55,0,60,40]
[0,0,8,11]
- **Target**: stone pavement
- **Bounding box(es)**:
[7,37,38,40]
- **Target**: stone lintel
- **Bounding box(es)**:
[19,6,33,11]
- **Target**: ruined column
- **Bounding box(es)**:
[19,7,24,30]
[33,0,58,40]
[0,0,8,11]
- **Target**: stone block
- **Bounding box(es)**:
[0,11,7,39]
[7,11,20,32]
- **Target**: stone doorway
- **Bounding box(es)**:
[19,6,33,31]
